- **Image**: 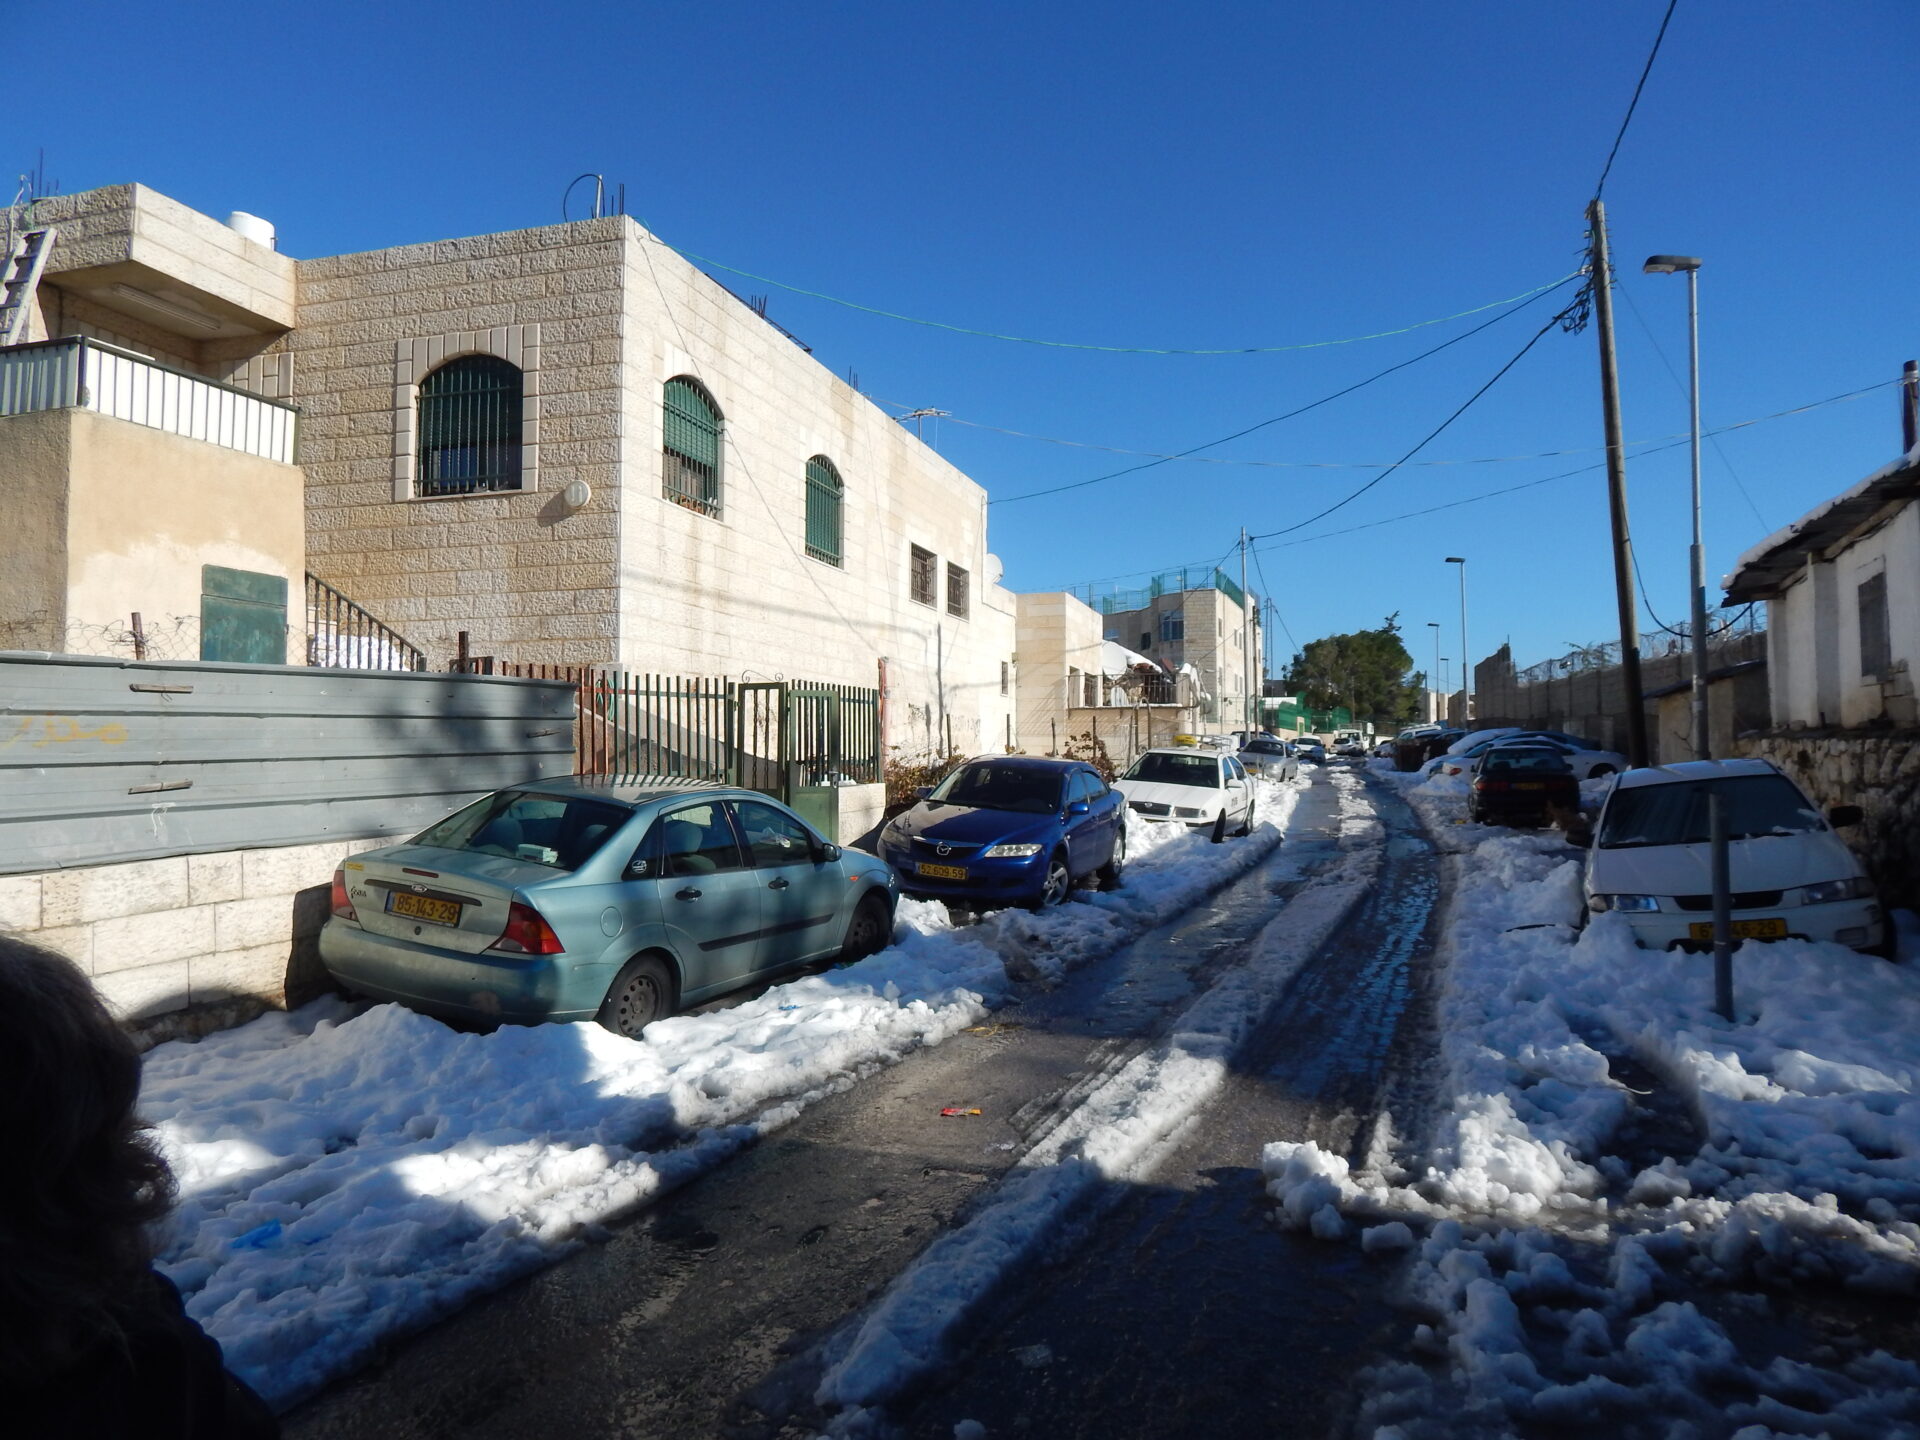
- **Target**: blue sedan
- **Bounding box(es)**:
[319,778,898,1038]
[877,756,1126,909]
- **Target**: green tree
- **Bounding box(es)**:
[1282,614,1421,725]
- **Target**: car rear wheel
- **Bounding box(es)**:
[1237,795,1256,836]
[839,892,892,962]
[598,954,675,1040]
[1589,764,1616,779]
[1096,830,1126,891]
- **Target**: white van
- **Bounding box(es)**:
[1580,759,1887,955]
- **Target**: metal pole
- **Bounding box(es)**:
[1588,199,1651,768]
[1458,561,1471,723]
[1687,266,1709,760]
[1709,788,1734,1020]
[1239,528,1252,734]
[1428,622,1441,724]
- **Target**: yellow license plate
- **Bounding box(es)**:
[1688,917,1788,942]
[917,862,969,880]
[388,892,462,926]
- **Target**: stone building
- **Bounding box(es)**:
[1092,570,1262,731]
[4,183,1015,757]
[1012,592,1197,768]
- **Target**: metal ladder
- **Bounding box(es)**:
[0,225,56,347]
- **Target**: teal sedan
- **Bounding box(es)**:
[319,777,898,1038]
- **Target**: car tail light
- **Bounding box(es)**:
[330,868,357,921]
[489,902,565,955]
[1475,779,1509,792]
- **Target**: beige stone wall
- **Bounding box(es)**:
[286,219,629,666]
[616,222,1015,758]
[0,408,304,658]
[1014,592,1105,754]
[0,836,387,1041]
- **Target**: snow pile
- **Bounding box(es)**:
[1262,829,1920,1436]
[139,775,1302,1408]
[814,769,1378,1419]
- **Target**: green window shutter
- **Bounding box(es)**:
[416,355,523,496]
[663,378,722,515]
[804,455,843,565]
[200,566,288,664]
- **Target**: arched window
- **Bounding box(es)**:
[804,455,844,566]
[416,355,523,496]
[663,377,722,517]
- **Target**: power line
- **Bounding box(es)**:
[1041,374,1904,593]
[1249,293,1587,540]
[642,229,1579,356]
[1594,0,1681,197]
[991,274,1582,506]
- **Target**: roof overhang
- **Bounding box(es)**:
[1722,446,1920,603]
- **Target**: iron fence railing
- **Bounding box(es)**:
[0,335,298,463]
[305,574,428,671]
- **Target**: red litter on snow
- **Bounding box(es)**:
[940,1107,983,1118]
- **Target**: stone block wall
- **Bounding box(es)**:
[1734,729,1920,915]
[0,835,385,1047]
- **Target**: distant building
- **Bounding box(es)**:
[1090,569,1262,730]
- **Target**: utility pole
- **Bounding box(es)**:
[1587,199,1650,769]
[1239,529,1253,733]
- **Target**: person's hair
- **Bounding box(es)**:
[0,936,177,1377]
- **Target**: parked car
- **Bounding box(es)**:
[1373,740,1397,759]
[1295,739,1328,764]
[1237,734,1300,781]
[1332,730,1367,757]
[319,778,899,1038]
[1115,747,1259,835]
[1577,758,1888,956]
[1468,746,1580,828]
[1431,733,1627,781]
[877,756,1125,910]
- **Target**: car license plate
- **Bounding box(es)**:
[388,892,462,927]
[917,862,968,880]
[1688,917,1788,942]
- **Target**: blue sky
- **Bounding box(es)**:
[21,0,1917,682]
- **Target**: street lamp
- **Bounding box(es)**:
[1445,557,1470,723]
[1643,253,1708,760]
[1426,621,1442,723]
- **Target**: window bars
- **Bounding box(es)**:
[946,563,970,619]
[910,545,937,606]
[804,455,844,565]
[417,356,523,496]
[663,377,722,517]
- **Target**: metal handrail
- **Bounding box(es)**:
[305,574,428,672]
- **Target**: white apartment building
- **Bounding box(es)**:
[3,184,1014,757]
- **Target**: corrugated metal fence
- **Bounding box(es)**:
[0,652,575,874]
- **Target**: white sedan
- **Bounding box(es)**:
[1115,748,1259,835]
[1432,733,1628,781]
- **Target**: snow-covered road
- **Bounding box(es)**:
[141,773,1306,1411]
[1267,762,1920,1438]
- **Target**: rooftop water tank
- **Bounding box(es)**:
[225,211,277,250]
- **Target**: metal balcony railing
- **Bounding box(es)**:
[1063,672,1190,708]
[0,334,298,464]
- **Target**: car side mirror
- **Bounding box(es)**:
[1067,799,1091,816]
[813,841,842,862]
[1827,804,1863,828]
[914,786,933,800]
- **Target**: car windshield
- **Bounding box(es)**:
[412,790,632,870]
[929,763,1064,814]
[1242,739,1285,754]
[1597,775,1824,849]
[1123,752,1221,788]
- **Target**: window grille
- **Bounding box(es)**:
[804,455,844,565]
[947,562,970,618]
[1159,610,1184,643]
[1860,573,1891,678]
[416,355,523,496]
[910,545,937,606]
[663,377,722,517]
[1000,660,1009,696]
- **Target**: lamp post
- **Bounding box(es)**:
[1426,621,1442,723]
[1441,659,1450,709]
[1643,254,1708,760]
[1445,557,1471,723]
